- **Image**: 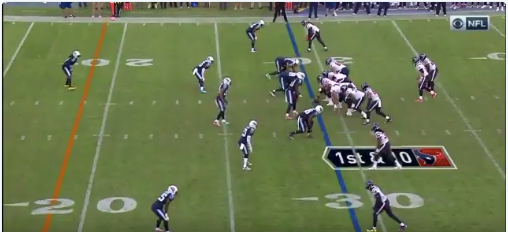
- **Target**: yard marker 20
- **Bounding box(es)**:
[391,20,506,180]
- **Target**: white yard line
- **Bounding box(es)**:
[3,22,34,77]
[490,22,506,37]
[391,20,505,179]
[307,28,388,232]
[214,23,236,232]
[77,23,129,232]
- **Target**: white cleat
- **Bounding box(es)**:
[368,166,377,170]
[327,101,335,106]
[395,165,402,169]
[221,120,230,125]
[243,166,251,171]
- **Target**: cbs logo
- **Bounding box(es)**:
[452,17,465,29]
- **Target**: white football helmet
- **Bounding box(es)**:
[315,105,324,114]
[259,20,265,25]
[207,56,214,62]
[294,59,300,65]
[296,72,305,81]
[223,77,232,85]
[73,50,81,58]
[168,185,178,194]
[249,120,257,129]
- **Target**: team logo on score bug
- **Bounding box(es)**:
[450,15,490,31]
[322,146,457,170]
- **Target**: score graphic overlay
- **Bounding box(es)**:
[323,146,457,170]
[450,15,490,31]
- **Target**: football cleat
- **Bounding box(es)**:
[366,228,377,232]
[269,90,276,97]
[67,86,76,90]
[285,115,293,120]
[431,91,437,98]
[415,98,423,102]
[221,120,230,125]
[213,120,221,127]
[243,166,251,171]
[399,224,407,231]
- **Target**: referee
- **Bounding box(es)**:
[113,2,123,17]
[272,2,288,23]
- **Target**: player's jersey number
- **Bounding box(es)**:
[30,197,137,215]
[324,192,424,209]
[77,58,154,67]
[290,56,354,65]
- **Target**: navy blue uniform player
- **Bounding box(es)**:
[284,74,305,119]
[270,71,304,97]
[238,120,257,170]
[365,180,407,232]
[288,105,323,139]
[213,77,232,127]
[192,56,214,94]
[265,57,299,79]
[151,185,178,232]
[62,50,81,90]
[246,20,265,52]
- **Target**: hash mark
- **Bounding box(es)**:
[35,101,39,105]
[175,100,179,105]
[243,100,247,103]
[12,21,15,24]
[20,135,25,141]
[160,23,164,26]
[198,100,202,104]
[152,101,157,105]
[394,130,400,136]
[266,99,270,103]
[272,132,277,138]
[124,134,128,139]
[74,135,78,140]
[494,95,499,99]
[421,130,426,135]
[455,98,459,101]
[409,20,412,22]
[47,135,52,141]
[143,23,146,26]
[445,130,451,135]
[10,101,15,106]
[427,19,430,21]
[174,134,179,139]
[149,134,154,139]
[373,21,377,23]
[497,129,502,134]
[50,22,53,26]
[93,134,110,137]
[400,97,405,102]
[464,129,482,132]
[218,133,233,136]
[84,101,87,105]
[59,101,63,105]
[470,96,475,100]
[198,134,203,139]
[129,101,134,105]
[196,23,200,25]
[179,23,181,26]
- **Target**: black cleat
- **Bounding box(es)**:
[362,121,370,125]
[288,132,295,140]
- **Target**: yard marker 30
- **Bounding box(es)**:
[42,22,109,232]
[214,22,237,232]
[3,22,34,78]
[77,23,128,232]
[391,20,505,180]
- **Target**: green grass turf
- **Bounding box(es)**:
[3,17,506,232]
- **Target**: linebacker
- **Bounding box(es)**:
[288,105,323,140]
[151,185,178,232]
[369,123,403,169]
[365,180,408,232]
[246,20,265,53]
[213,77,232,127]
[193,56,214,94]
[361,83,392,125]
[238,120,257,170]
[302,20,328,53]
[284,73,304,119]
[62,50,81,90]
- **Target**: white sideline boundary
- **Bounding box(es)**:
[3,11,504,24]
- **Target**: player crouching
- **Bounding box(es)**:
[238,120,257,170]
[62,50,81,90]
[369,123,402,169]
[365,180,407,232]
[288,105,323,139]
[302,20,328,52]
[246,20,264,52]
[361,83,392,125]
[266,57,299,79]
[214,77,232,127]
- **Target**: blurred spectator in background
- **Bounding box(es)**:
[59,2,74,18]
[92,2,103,17]
[235,2,243,10]
[272,2,288,22]
[78,2,87,8]
[377,2,389,16]
[308,2,318,20]
[324,2,336,16]
[250,2,262,9]
[353,2,371,15]
[435,2,447,16]
[220,2,227,10]
[180,2,190,9]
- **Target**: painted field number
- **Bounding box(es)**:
[487,53,505,60]
[324,192,424,209]
[30,197,137,215]
[78,59,154,66]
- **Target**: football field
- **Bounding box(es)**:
[3,15,506,232]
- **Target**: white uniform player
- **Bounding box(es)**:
[344,87,366,117]
[361,83,391,125]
